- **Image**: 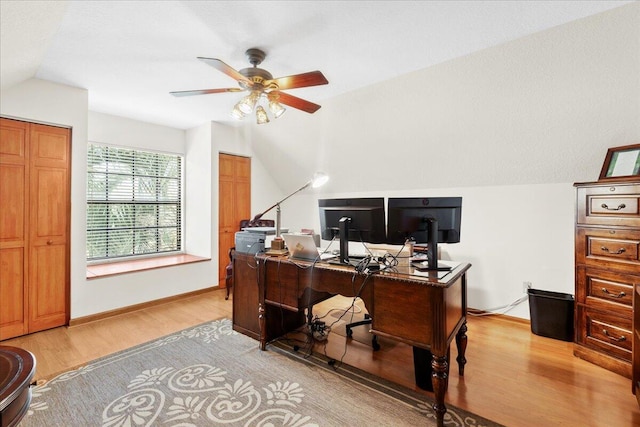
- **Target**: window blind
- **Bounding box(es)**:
[86,144,182,261]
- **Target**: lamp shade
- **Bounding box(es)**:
[310,172,329,188]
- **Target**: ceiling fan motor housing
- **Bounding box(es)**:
[239,67,274,88]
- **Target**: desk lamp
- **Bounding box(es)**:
[249,172,329,248]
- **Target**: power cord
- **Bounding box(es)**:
[468,294,529,317]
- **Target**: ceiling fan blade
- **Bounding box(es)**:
[276,91,322,114]
[197,57,252,84]
[267,71,328,90]
[170,88,243,97]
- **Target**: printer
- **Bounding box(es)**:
[234,230,266,254]
[234,227,289,254]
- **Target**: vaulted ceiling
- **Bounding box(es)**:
[1,1,630,129]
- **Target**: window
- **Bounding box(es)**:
[86,143,183,261]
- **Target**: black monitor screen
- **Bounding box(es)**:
[386,197,462,245]
[318,198,386,244]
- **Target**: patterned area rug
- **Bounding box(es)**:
[22,319,502,427]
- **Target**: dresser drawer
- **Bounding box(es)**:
[576,306,631,361]
[576,267,636,308]
[576,183,640,227]
[575,227,640,273]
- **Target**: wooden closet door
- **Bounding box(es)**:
[0,118,70,339]
[0,119,29,339]
[218,154,250,285]
[28,124,70,333]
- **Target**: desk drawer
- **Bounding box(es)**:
[577,305,631,362]
[576,227,640,273]
[264,260,300,309]
[576,267,635,308]
[577,184,640,227]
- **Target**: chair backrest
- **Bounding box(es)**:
[239,219,275,229]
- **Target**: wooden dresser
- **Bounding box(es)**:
[633,284,640,404]
[574,181,640,378]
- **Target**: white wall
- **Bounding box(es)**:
[185,122,212,256]
[247,4,640,319]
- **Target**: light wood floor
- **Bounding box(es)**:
[2,288,638,427]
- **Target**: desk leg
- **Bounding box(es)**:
[455,321,468,376]
[431,354,448,427]
[258,303,266,351]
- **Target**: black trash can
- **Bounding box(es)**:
[527,289,574,341]
[412,346,451,392]
[412,346,434,391]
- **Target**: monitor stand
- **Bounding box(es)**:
[326,216,363,267]
[425,218,451,271]
[338,216,351,264]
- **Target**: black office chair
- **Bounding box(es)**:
[225,218,275,300]
[345,314,380,350]
[225,246,235,300]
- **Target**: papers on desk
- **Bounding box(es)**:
[319,252,338,261]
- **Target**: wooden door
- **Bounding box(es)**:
[218,153,250,286]
[0,119,29,339]
[0,118,70,340]
[28,124,70,332]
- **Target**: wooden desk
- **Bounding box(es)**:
[233,252,471,427]
[0,346,35,427]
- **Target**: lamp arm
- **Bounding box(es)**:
[276,181,312,206]
[248,180,312,226]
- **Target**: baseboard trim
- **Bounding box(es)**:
[69,286,220,327]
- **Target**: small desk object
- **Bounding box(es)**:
[233,252,471,427]
[0,346,36,427]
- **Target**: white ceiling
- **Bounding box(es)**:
[0,1,631,130]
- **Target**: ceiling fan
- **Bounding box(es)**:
[170,48,329,123]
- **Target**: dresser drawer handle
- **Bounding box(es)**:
[600,203,626,211]
[602,329,626,342]
[601,288,626,298]
[600,246,626,255]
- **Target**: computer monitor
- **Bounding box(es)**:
[318,197,386,264]
[386,197,462,270]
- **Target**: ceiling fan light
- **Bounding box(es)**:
[231,107,244,120]
[255,106,270,124]
[231,105,246,120]
[238,91,260,114]
[268,99,286,118]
